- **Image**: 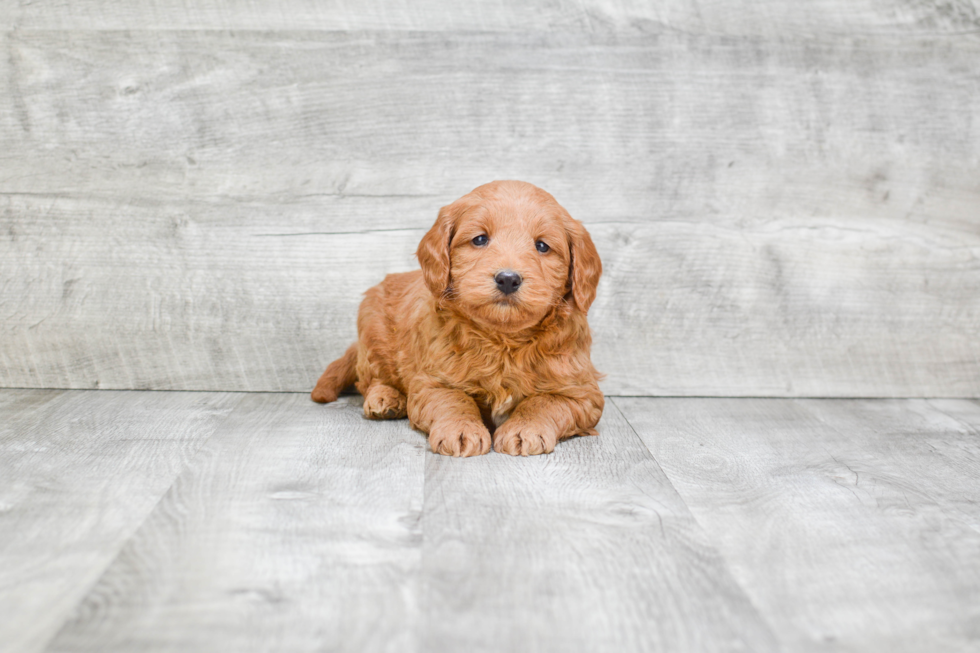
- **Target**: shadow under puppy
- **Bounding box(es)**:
[312,180,603,457]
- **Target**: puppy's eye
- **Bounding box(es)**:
[535,240,550,253]
[472,234,489,247]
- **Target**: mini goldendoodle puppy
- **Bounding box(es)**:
[311,180,603,457]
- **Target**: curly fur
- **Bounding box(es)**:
[312,180,603,457]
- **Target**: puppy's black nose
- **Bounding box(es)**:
[494,270,522,295]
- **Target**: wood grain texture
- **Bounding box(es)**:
[419,404,779,653]
[46,393,426,653]
[2,0,979,35]
[0,389,238,653]
[614,397,980,653]
[2,198,977,396]
[4,31,978,212]
[1,28,978,395]
[3,389,980,651]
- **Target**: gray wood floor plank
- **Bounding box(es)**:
[927,398,980,435]
[614,397,980,653]
[45,394,426,653]
[2,29,978,396]
[0,389,239,653]
[418,403,779,653]
[2,0,978,36]
[799,398,980,535]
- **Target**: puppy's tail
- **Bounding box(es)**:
[311,343,358,403]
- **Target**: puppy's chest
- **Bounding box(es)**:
[467,361,531,427]
[476,389,522,427]
[448,342,544,425]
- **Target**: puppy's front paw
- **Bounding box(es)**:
[493,417,558,456]
[428,419,491,457]
[363,384,407,420]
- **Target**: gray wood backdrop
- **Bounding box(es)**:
[1,2,978,396]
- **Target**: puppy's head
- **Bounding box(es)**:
[417,180,601,332]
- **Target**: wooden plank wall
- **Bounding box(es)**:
[1,2,978,396]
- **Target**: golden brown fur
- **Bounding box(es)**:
[312,180,603,457]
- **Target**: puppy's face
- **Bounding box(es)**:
[417,181,601,332]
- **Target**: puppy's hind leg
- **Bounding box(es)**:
[363,383,408,419]
[311,343,358,403]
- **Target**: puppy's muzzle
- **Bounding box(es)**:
[494,270,522,295]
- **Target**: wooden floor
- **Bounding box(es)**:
[2,390,978,652]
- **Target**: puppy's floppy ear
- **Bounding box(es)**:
[565,215,602,313]
[417,198,467,297]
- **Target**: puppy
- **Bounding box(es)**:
[311,180,603,457]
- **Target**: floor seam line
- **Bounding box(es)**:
[609,396,789,651]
